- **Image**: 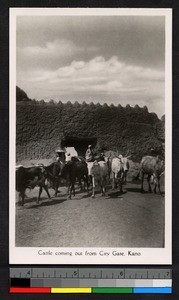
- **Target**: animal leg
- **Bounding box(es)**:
[67,185,70,194]
[124,170,128,184]
[37,186,43,204]
[86,175,89,193]
[147,175,152,193]
[67,181,75,199]
[19,190,25,206]
[152,174,158,194]
[153,184,157,194]
[70,182,75,197]
[101,185,103,196]
[141,172,145,193]
[101,179,105,196]
[72,183,75,196]
[123,171,126,184]
[54,179,59,197]
[89,175,92,185]
[78,178,83,191]
[67,184,72,199]
[66,176,71,195]
[119,179,123,193]
[158,180,162,195]
[21,188,26,206]
[108,170,111,183]
[120,170,124,192]
[112,173,115,189]
[44,185,51,199]
[102,185,105,196]
[82,176,87,192]
[22,194,25,206]
[92,176,95,198]
[71,177,76,197]
[157,181,163,196]
[153,176,158,194]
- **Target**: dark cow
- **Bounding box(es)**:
[72,157,89,192]
[44,160,64,197]
[16,166,51,206]
[44,157,89,199]
[60,157,89,199]
[139,155,164,195]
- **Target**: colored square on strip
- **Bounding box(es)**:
[51,288,92,293]
[10,278,31,287]
[92,288,133,294]
[10,287,51,293]
[133,287,172,294]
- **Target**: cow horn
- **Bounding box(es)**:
[159,171,165,177]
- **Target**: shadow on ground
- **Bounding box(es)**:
[126,187,142,193]
[126,187,165,196]
[107,190,127,198]
[26,197,67,209]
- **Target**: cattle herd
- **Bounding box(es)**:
[16,151,165,206]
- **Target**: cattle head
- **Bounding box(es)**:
[40,166,48,176]
[118,154,123,162]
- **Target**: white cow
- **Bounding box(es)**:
[139,155,164,195]
[111,156,124,192]
[91,161,108,198]
[121,156,130,183]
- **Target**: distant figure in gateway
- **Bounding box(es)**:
[56,149,66,163]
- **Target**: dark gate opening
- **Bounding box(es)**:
[61,136,97,157]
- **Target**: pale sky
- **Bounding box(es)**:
[16,15,165,117]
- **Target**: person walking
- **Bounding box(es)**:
[85,145,94,162]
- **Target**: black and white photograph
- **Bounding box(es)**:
[9,8,172,264]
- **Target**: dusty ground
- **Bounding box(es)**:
[15,160,164,248]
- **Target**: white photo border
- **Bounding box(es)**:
[9,7,172,265]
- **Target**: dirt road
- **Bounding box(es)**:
[16,181,164,248]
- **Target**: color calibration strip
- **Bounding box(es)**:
[10,287,172,294]
[10,268,172,293]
